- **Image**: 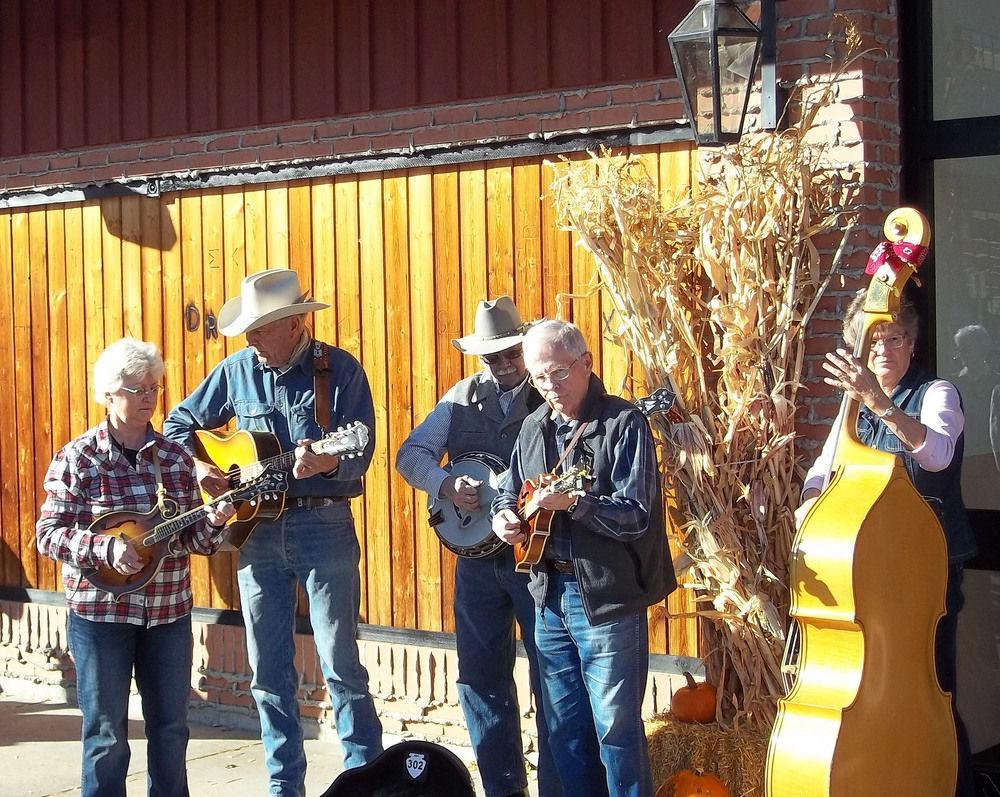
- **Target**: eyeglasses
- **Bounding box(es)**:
[118,385,163,398]
[870,334,907,353]
[528,356,581,388]
[481,345,523,365]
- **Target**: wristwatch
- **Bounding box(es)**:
[877,404,898,421]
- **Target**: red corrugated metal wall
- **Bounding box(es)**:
[0,0,680,159]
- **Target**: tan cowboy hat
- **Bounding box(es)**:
[218,269,330,336]
[452,296,527,356]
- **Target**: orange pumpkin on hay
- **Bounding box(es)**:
[655,769,730,797]
[670,672,717,724]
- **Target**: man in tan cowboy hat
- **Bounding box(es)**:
[163,268,383,796]
[396,297,561,797]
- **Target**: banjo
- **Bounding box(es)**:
[426,388,680,559]
[427,451,508,559]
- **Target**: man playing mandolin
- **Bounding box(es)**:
[396,296,559,797]
[163,269,383,797]
[491,319,675,797]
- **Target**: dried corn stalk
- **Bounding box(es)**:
[550,22,864,733]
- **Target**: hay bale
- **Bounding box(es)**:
[646,714,767,797]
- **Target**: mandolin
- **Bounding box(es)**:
[765,208,956,796]
[193,421,370,549]
[513,466,590,573]
[512,387,679,574]
[82,468,287,598]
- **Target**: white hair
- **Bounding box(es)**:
[93,338,164,406]
[524,319,588,358]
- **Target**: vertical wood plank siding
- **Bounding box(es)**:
[0,145,698,657]
[0,0,679,159]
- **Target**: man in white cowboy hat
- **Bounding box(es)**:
[396,297,561,797]
[163,268,383,796]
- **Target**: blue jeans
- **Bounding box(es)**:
[68,612,193,797]
[455,548,562,797]
[237,502,383,796]
[535,574,653,797]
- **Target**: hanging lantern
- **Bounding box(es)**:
[667,0,762,146]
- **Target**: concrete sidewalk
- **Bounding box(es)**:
[0,693,348,796]
[0,685,497,796]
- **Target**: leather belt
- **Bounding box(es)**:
[289,496,348,510]
[547,559,575,575]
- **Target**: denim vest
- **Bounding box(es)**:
[445,373,543,462]
[856,367,977,563]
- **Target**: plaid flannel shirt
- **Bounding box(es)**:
[35,418,224,627]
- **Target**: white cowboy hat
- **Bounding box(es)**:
[452,296,527,356]
[218,269,329,336]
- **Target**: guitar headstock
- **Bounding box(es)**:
[634,387,684,424]
[313,421,370,460]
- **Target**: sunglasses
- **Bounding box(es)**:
[481,346,523,365]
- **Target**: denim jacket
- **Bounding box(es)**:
[162,342,375,499]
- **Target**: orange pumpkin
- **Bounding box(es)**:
[670,671,717,723]
[656,769,730,797]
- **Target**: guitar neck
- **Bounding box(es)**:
[254,439,336,475]
[144,491,232,546]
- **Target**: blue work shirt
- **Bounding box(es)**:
[162,341,375,499]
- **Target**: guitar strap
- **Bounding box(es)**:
[552,422,587,474]
[312,340,331,433]
[151,446,179,519]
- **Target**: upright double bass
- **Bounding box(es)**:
[766,208,957,796]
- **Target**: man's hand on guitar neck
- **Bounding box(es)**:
[194,458,230,498]
[293,439,341,480]
[492,509,526,545]
[534,473,580,512]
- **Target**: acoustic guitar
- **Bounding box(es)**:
[193,421,370,549]
[511,387,681,574]
[82,468,287,598]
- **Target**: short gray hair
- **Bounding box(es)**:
[93,338,165,405]
[524,319,588,358]
[843,289,919,347]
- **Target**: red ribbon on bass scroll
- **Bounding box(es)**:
[864,239,929,276]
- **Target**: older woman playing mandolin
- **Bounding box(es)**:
[36,338,234,797]
[797,291,977,797]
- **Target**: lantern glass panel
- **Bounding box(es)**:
[718,35,759,136]
[672,38,717,140]
[715,3,759,34]
[672,0,713,37]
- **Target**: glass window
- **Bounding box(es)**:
[933,155,1000,511]
[932,0,1000,120]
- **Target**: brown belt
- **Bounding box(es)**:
[547,559,575,575]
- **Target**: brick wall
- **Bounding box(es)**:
[0,80,685,193]
[769,0,902,443]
